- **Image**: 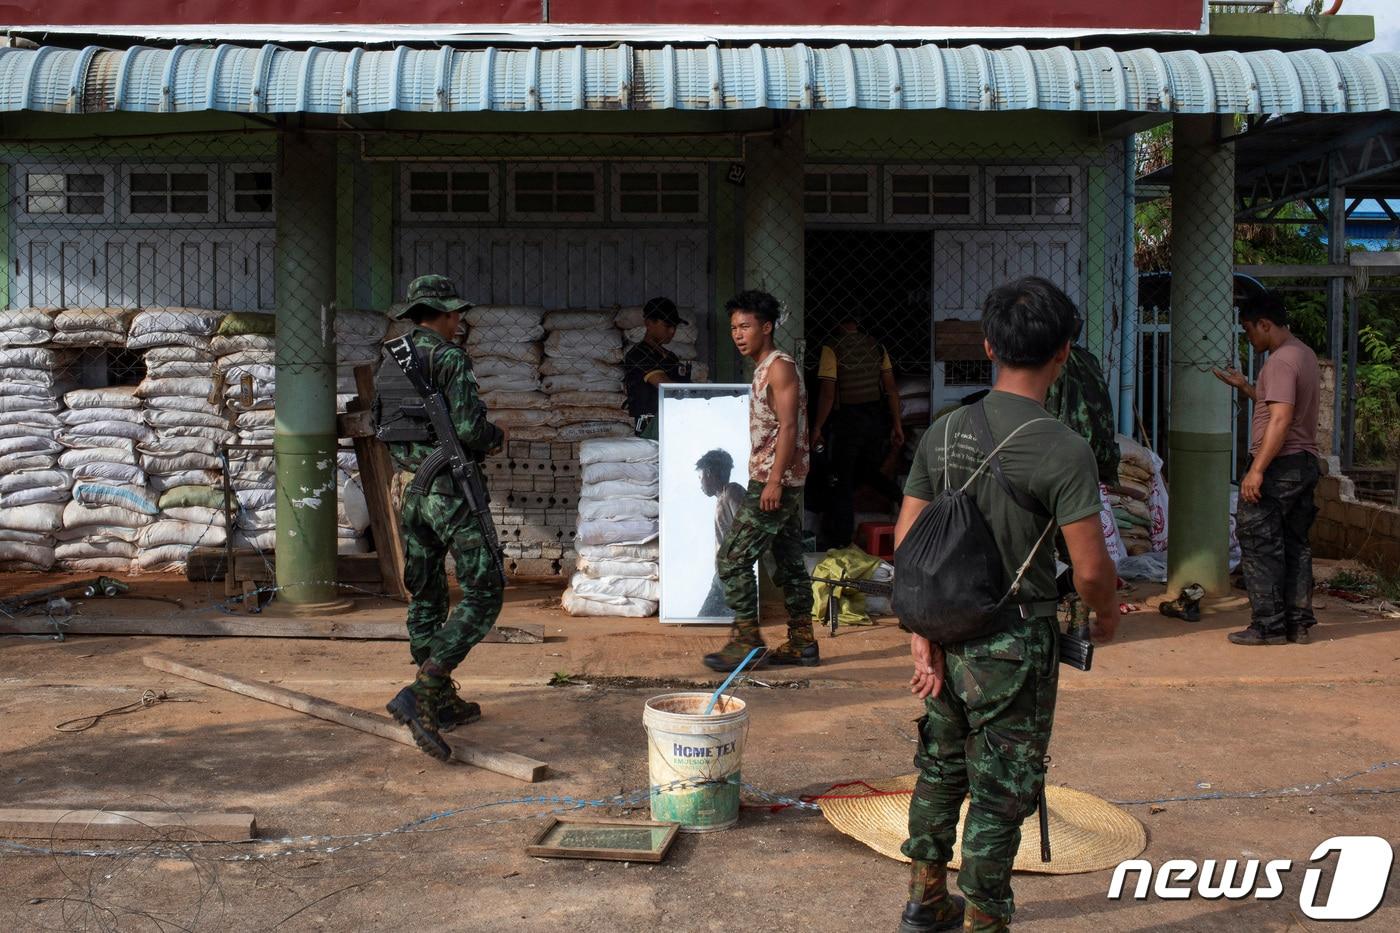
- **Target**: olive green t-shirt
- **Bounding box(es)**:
[903,390,1102,603]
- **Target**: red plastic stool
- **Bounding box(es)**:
[855,522,896,562]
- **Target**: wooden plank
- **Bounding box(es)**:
[0,616,545,644]
[234,553,384,586]
[933,319,986,362]
[0,808,255,842]
[142,654,548,783]
[352,363,410,601]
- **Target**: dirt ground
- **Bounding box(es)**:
[1,569,1398,932]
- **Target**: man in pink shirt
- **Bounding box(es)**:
[1214,292,1321,646]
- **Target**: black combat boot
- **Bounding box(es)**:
[1158,583,1205,623]
[1227,626,1286,646]
[386,661,452,761]
[702,619,767,673]
[769,618,820,666]
[897,861,964,933]
[1286,624,1313,645]
[437,680,482,731]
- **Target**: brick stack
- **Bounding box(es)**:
[485,439,584,579]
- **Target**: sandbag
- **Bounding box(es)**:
[61,406,144,425]
[576,556,659,579]
[73,483,159,515]
[0,436,62,458]
[491,409,557,427]
[144,410,230,430]
[556,407,630,425]
[0,346,57,370]
[145,346,215,364]
[581,460,658,486]
[217,311,276,337]
[150,470,221,492]
[576,542,660,563]
[62,500,153,530]
[0,453,56,474]
[550,391,627,410]
[138,519,227,549]
[557,421,634,441]
[0,395,59,414]
[479,391,550,410]
[162,506,227,525]
[544,309,617,331]
[576,518,658,547]
[539,357,624,378]
[0,541,54,568]
[141,451,221,473]
[64,420,156,443]
[569,572,659,601]
[577,497,660,522]
[562,587,656,618]
[544,331,622,362]
[0,502,65,533]
[59,557,134,573]
[56,539,138,560]
[0,469,72,495]
[0,528,51,544]
[339,474,370,533]
[127,331,213,352]
[128,309,221,339]
[71,461,147,485]
[138,376,216,399]
[65,386,141,410]
[212,334,276,355]
[472,356,541,378]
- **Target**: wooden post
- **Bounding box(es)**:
[349,364,409,599]
[143,654,548,783]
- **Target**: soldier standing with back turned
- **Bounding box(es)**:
[378,275,507,761]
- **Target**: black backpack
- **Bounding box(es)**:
[892,400,1056,645]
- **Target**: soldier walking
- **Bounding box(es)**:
[378,275,507,760]
[704,290,817,672]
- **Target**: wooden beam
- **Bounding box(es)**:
[350,363,410,601]
[142,654,548,783]
[0,808,255,842]
[0,616,545,644]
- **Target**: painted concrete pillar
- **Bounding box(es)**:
[742,117,806,368]
[1167,116,1235,596]
[274,132,344,610]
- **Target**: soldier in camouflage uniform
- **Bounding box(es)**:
[705,290,816,672]
[893,278,1120,932]
[382,275,507,761]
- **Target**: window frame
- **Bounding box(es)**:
[609,162,708,223]
[985,166,1082,223]
[506,163,605,223]
[399,162,500,223]
[799,165,878,224]
[15,164,115,224]
[225,163,277,222]
[882,164,981,224]
[119,164,218,223]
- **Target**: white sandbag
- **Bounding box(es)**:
[477,375,545,394]
[0,436,61,458]
[62,499,153,530]
[339,473,370,533]
[581,460,658,486]
[142,436,218,456]
[539,357,625,378]
[491,409,557,428]
[52,308,133,345]
[338,535,370,555]
[145,345,215,365]
[545,331,622,362]
[149,470,221,492]
[556,407,631,425]
[72,483,159,515]
[238,488,277,510]
[542,374,624,394]
[0,502,65,533]
[613,306,645,330]
[470,341,543,365]
[0,346,57,369]
[64,420,156,443]
[127,331,213,352]
[580,438,659,466]
[1148,468,1169,553]
[56,539,138,560]
[0,528,51,544]
[54,524,141,544]
[577,497,660,522]
[0,395,59,414]
[577,542,659,562]
[146,360,216,379]
[0,368,62,389]
[0,409,61,429]
[234,409,276,429]
[544,309,618,331]
[71,461,147,485]
[137,376,216,398]
[133,544,198,570]
[557,421,634,441]
[60,557,134,573]
[138,519,226,549]
[212,334,275,356]
[551,391,628,410]
[0,469,71,495]
[145,410,230,430]
[335,310,389,341]
[569,572,659,602]
[0,382,52,398]
[162,506,226,525]
[155,425,236,446]
[141,451,221,473]
[579,478,660,502]
[623,322,699,346]
[576,556,659,579]
[0,486,70,508]
[562,587,656,618]
[1097,484,1126,568]
[0,541,54,568]
[472,356,541,378]
[478,391,551,410]
[465,304,544,326]
[576,518,658,547]
[0,328,51,347]
[0,453,56,474]
[60,406,145,426]
[65,386,141,410]
[129,309,221,339]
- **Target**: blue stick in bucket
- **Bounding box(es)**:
[703,646,764,715]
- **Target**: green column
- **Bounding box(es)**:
[742,117,806,369]
[274,133,346,611]
[1167,116,1235,597]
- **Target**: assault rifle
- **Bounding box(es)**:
[384,335,507,587]
[810,574,893,636]
[1059,595,1094,672]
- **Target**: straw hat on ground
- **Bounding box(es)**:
[818,775,1146,875]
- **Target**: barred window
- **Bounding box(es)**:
[405,168,494,218]
[229,169,275,218]
[24,171,106,216]
[509,166,602,220]
[613,166,704,220]
[126,169,213,217]
[988,169,1077,221]
[804,169,876,222]
[885,168,978,222]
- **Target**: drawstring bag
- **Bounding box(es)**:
[893,400,1055,644]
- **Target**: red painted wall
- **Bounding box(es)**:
[2,0,1205,29]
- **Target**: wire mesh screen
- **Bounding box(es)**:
[0,124,1303,579]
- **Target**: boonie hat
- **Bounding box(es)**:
[643,296,687,327]
[394,274,473,320]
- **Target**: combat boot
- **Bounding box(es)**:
[702,619,767,673]
[437,680,482,732]
[897,861,964,933]
[1158,583,1205,623]
[962,903,1009,932]
[769,618,820,667]
[1227,626,1286,646]
[385,663,452,761]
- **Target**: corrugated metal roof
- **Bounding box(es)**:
[0,43,1396,115]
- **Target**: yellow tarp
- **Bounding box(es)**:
[811,545,885,627]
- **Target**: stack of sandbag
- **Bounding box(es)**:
[0,308,58,348]
[563,438,660,617]
[545,309,632,442]
[335,310,389,404]
[1107,434,1168,557]
[129,309,230,571]
[51,308,133,346]
[55,386,158,573]
[0,340,72,570]
[213,312,278,550]
[462,305,553,440]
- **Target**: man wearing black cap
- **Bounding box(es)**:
[623,296,691,438]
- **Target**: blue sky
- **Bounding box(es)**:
[1339,0,1398,53]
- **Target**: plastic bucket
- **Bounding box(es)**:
[643,692,749,833]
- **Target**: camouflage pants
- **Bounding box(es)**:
[716,481,812,622]
[1237,453,1319,637]
[902,617,1059,920]
[400,488,503,672]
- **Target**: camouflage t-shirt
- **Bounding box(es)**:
[749,350,810,487]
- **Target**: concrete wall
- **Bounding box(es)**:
[1313,460,1400,576]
